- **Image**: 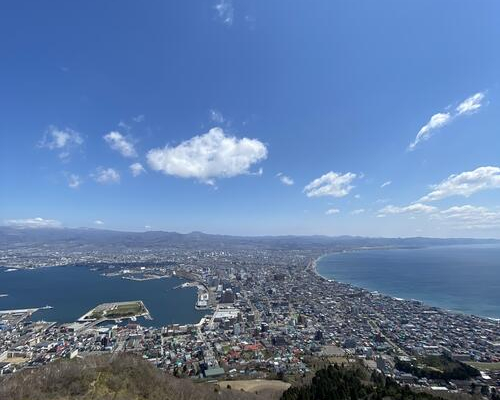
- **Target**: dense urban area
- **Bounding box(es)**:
[0,228,499,399]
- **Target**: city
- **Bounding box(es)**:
[1,236,499,397]
[2,1,500,399]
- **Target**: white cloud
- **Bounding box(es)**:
[456,92,485,115]
[130,162,146,177]
[276,172,294,186]
[214,0,234,25]
[146,127,267,184]
[432,205,500,229]
[38,126,83,159]
[408,92,485,150]
[378,203,438,216]
[92,167,120,184]
[420,166,500,202]
[375,196,500,230]
[132,114,145,123]
[5,217,62,228]
[303,171,357,198]
[351,209,365,215]
[209,109,225,124]
[408,112,451,150]
[325,208,340,215]
[94,220,104,225]
[104,131,137,158]
[67,174,82,189]
[381,180,392,188]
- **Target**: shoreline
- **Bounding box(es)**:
[176,281,212,310]
[312,247,500,322]
[1,266,204,327]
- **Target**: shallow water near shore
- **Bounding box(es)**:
[0,266,206,326]
[316,244,500,319]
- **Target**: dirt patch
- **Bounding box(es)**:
[219,379,291,399]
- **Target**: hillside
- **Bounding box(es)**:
[1,355,485,400]
[1,226,497,252]
[281,364,478,400]
[0,354,275,400]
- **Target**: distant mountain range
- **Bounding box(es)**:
[1,226,498,251]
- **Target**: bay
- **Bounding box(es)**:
[316,244,500,319]
[0,266,206,327]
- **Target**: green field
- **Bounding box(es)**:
[87,301,147,320]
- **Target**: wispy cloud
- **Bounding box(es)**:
[214,0,234,25]
[147,127,267,185]
[408,113,452,151]
[380,180,392,188]
[5,217,62,228]
[118,121,131,131]
[38,126,83,160]
[209,109,225,124]
[419,166,500,202]
[304,171,357,198]
[377,203,438,217]
[132,114,145,123]
[351,209,365,215]
[249,167,263,176]
[67,173,82,189]
[408,92,485,150]
[431,205,500,230]
[104,131,137,158]
[456,92,485,115]
[92,167,120,184]
[129,162,146,177]
[325,208,340,215]
[377,200,500,230]
[94,220,104,225]
[276,172,294,186]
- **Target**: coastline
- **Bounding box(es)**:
[0,266,205,327]
[312,246,500,322]
[176,281,212,310]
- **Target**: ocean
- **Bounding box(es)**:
[0,266,206,326]
[316,244,500,319]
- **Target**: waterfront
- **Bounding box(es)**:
[0,266,206,326]
[0,244,498,391]
[316,244,500,319]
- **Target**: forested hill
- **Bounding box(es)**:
[280,364,478,400]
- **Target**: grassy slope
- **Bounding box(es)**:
[0,354,268,400]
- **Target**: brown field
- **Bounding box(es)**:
[5,357,29,365]
[467,362,500,371]
[218,379,291,399]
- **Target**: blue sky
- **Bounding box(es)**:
[1,0,500,237]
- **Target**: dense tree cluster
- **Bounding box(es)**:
[281,364,446,400]
[395,356,480,381]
